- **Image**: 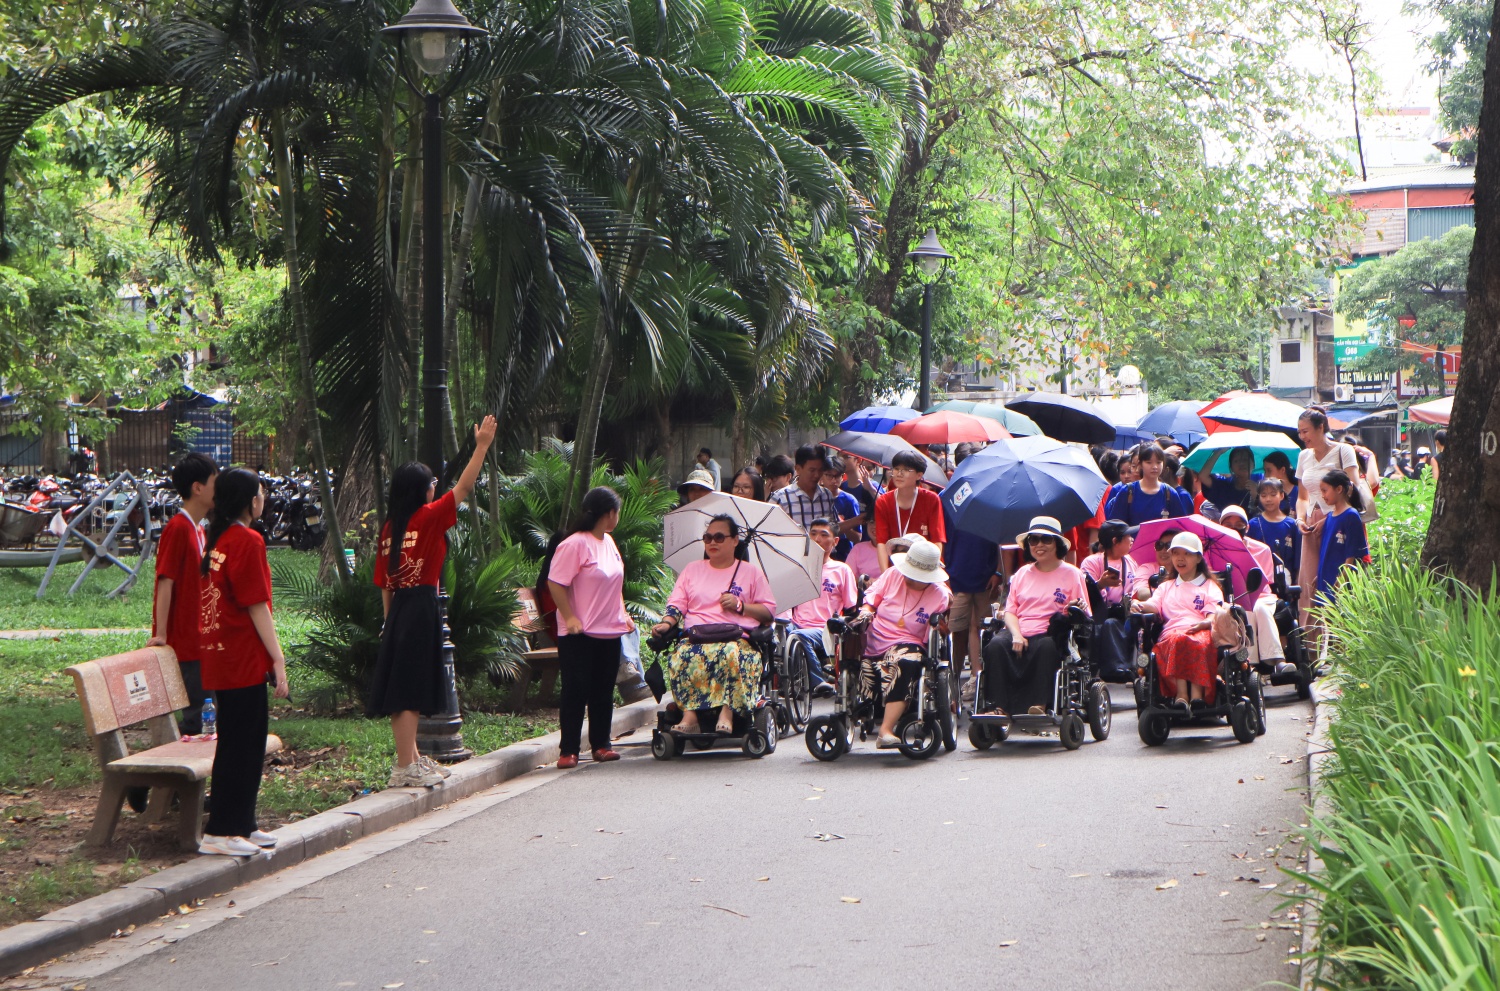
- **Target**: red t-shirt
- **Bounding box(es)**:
[200,524,274,690]
[873,489,946,545]
[153,511,205,662]
[374,491,457,589]
[1066,495,1108,560]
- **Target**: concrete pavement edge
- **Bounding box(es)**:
[1299,676,1336,991]
[0,699,659,979]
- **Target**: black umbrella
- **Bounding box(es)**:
[1004,393,1117,445]
[822,431,948,488]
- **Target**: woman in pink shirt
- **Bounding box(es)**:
[1131,531,1224,712]
[855,537,950,749]
[651,515,776,735]
[544,487,635,769]
[980,517,1090,716]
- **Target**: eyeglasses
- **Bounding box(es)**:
[702,532,732,544]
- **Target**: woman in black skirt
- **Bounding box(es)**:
[370,415,497,788]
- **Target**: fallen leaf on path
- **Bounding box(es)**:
[810,832,844,842]
[1156,879,1179,890]
[840,896,861,904]
[1068,873,1089,878]
[415,886,427,891]
[596,876,614,881]
[756,877,770,882]
[998,940,1018,947]
[1260,883,1278,890]
[1253,775,1265,781]
[1220,891,1230,897]
[806,796,821,801]
[578,931,587,936]
[704,904,749,918]
[383,984,405,989]
[690,878,704,883]
[943,821,954,825]
[1256,934,1267,942]
[416,960,430,964]
[1193,872,1207,876]
[810,786,825,792]
[422,930,437,934]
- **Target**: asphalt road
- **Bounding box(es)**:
[76,685,1313,991]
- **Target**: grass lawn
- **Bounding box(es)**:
[0,551,559,925]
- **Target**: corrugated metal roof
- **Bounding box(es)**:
[1345,164,1474,193]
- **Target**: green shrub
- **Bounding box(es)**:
[1302,560,1500,990]
[1367,476,1435,564]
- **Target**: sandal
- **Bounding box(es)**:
[715,719,735,735]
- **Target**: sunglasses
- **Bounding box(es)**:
[1025,534,1056,545]
[1155,539,1173,551]
[702,532,733,544]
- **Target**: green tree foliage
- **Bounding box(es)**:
[1418,0,1488,161]
[1336,225,1471,394]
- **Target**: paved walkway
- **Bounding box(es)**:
[20,684,1314,991]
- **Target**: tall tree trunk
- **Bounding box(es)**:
[1420,0,1500,591]
[654,398,674,479]
[561,309,614,527]
[271,110,349,580]
[395,88,423,461]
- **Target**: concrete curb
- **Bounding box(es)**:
[1299,676,1336,991]
[0,699,658,978]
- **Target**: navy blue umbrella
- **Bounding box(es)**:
[1004,392,1116,445]
[1111,426,1158,451]
[941,436,1109,543]
[838,405,920,434]
[1135,400,1210,447]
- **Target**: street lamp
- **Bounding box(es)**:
[384,0,486,764]
[907,229,953,411]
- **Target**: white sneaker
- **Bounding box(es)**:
[389,762,443,788]
[199,834,261,857]
[417,754,451,779]
[248,830,278,849]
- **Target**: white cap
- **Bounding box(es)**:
[1218,504,1248,524]
[1168,531,1205,555]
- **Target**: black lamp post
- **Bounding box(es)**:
[906,229,953,411]
[384,0,486,763]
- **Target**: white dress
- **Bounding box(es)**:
[1296,443,1358,514]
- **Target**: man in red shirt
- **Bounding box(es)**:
[146,453,218,734]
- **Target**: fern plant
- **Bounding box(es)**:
[272,556,385,708]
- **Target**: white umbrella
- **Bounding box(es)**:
[662,492,824,613]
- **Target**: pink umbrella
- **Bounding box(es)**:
[1127,514,1269,604]
[1408,395,1452,426]
[890,410,1011,445]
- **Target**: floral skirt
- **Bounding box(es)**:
[860,644,924,705]
[1157,629,1218,705]
[666,640,762,713]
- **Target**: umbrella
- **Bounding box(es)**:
[1004,392,1117,445]
[662,493,824,613]
[1126,514,1268,604]
[926,400,1042,436]
[1197,392,1251,435]
[1181,430,1302,474]
[822,431,948,488]
[1408,395,1452,426]
[1112,426,1158,451]
[839,405,920,433]
[890,410,1011,446]
[941,436,1110,543]
[1201,395,1348,439]
[1136,400,1211,447]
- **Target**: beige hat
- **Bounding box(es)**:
[1218,504,1248,524]
[677,469,716,496]
[1016,515,1071,553]
[1168,531,1204,555]
[892,536,949,584]
[885,534,915,554]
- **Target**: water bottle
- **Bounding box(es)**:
[200,698,217,739]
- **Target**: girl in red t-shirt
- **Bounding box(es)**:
[369,416,497,788]
[873,450,945,571]
[198,468,289,858]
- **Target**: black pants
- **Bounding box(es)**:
[982,629,1062,714]
[558,635,621,756]
[178,660,212,736]
[204,683,268,838]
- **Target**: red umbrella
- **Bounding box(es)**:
[1197,393,1249,435]
[890,410,1010,446]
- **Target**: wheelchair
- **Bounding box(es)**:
[968,603,1110,751]
[1133,567,1268,747]
[803,611,955,762]
[1263,564,1316,699]
[773,620,817,734]
[647,626,782,760]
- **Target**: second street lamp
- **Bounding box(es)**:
[906,229,953,411]
[383,0,486,764]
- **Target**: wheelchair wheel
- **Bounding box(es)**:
[933,669,957,752]
[1248,671,1267,736]
[1138,713,1170,747]
[1132,676,1148,713]
[1059,712,1085,750]
[1086,682,1112,741]
[1230,702,1257,744]
[651,729,682,760]
[967,721,995,750]
[784,639,814,732]
[743,708,777,758]
[897,716,942,760]
[805,715,849,762]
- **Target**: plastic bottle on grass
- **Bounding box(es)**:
[200,697,217,739]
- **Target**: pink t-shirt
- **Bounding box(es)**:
[1004,562,1092,637]
[864,565,950,655]
[666,559,776,630]
[548,531,632,637]
[791,559,857,630]
[845,541,882,580]
[1080,552,1135,607]
[1148,573,1225,638]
